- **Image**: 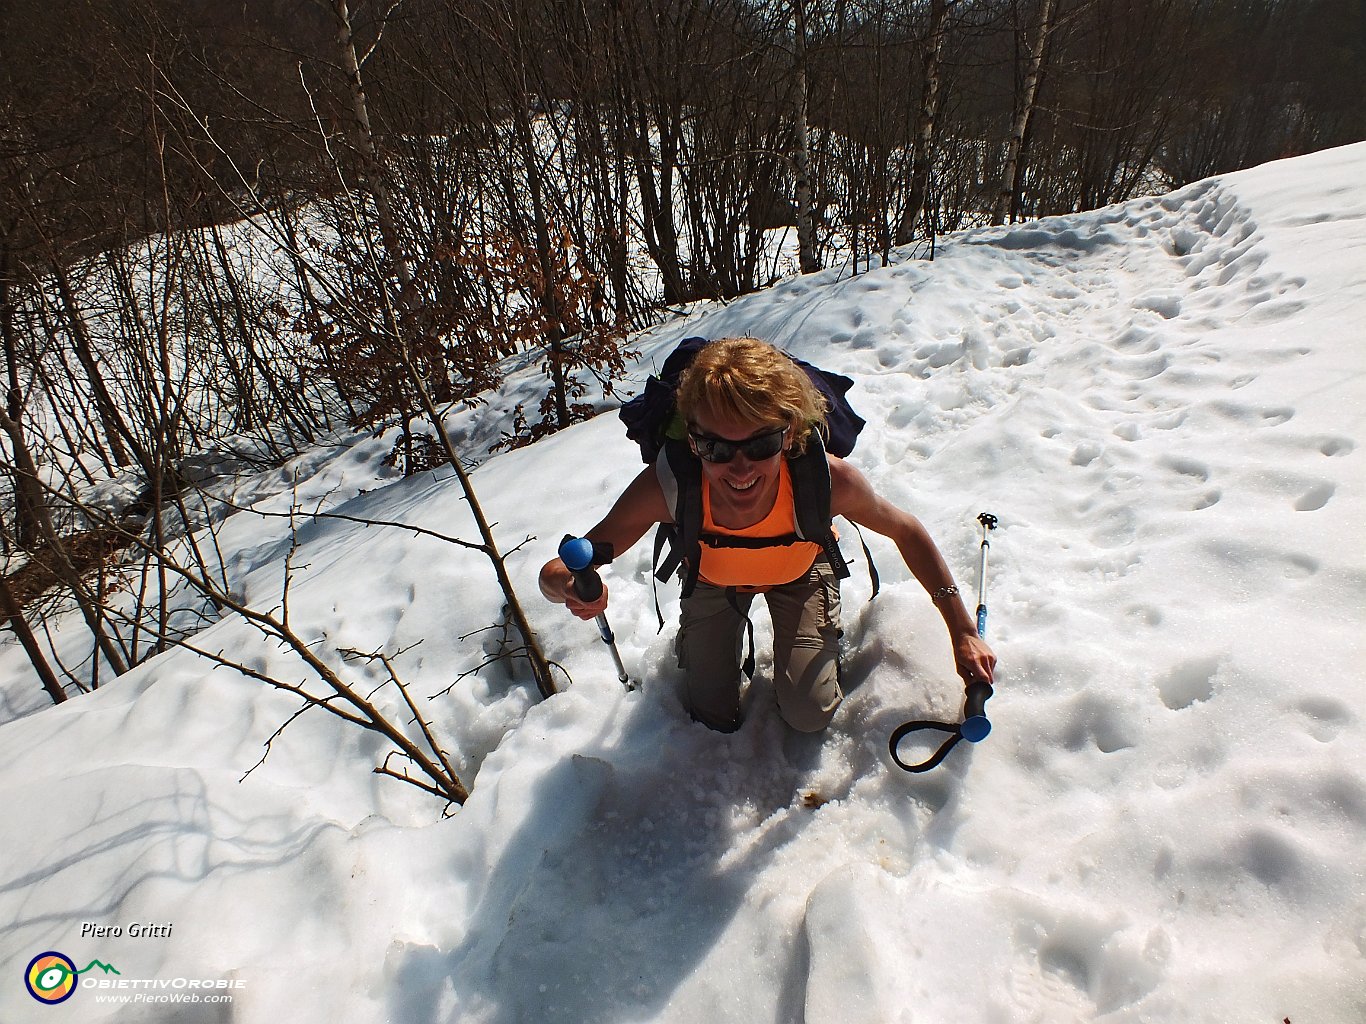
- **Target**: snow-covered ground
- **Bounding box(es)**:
[3,143,1364,1023]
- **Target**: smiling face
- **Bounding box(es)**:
[688,407,792,524]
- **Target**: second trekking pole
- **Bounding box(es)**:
[888,511,998,773]
[559,536,633,690]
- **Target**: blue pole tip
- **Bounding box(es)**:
[961,716,992,743]
[559,536,595,572]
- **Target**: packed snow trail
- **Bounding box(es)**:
[1,145,1363,1024]
[446,161,1361,1024]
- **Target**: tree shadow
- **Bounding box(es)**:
[0,763,339,1023]
[0,667,50,727]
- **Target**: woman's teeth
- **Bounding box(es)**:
[729,477,758,492]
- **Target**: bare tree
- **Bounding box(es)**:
[896,0,955,245]
[993,0,1057,225]
[791,0,823,274]
[0,571,65,703]
[325,0,559,698]
[0,249,48,549]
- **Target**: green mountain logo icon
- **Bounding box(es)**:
[79,960,121,976]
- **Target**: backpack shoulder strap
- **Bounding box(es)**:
[787,431,851,581]
[787,431,882,596]
[653,439,704,600]
[787,429,831,541]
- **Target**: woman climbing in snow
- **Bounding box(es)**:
[539,336,996,732]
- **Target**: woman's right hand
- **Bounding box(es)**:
[541,558,610,620]
[562,576,609,620]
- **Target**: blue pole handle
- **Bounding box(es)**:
[559,535,609,602]
[558,536,632,688]
[960,681,993,743]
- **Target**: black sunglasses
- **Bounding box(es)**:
[688,426,788,464]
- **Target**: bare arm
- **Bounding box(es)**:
[539,464,670,619]
[830,456,996,684]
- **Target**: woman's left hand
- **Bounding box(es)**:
[953,633,997,687]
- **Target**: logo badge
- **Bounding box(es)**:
[25,951,79,1004]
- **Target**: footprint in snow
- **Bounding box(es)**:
[1191,488,1222,510]
[1157,656,1219,710]
[876,342,905,368]
[1070,441,1104,467]
[1280,552,1319,579]
[1291,696,1353,743]
[886,403,917,429]
[1241,296,1309,326]
[1133,294,1182,319]
[1008,911,1171,1018]
[1205,400,1295,426]
[1293,482,1334,512]
[1317,435,1354,456]
[1115,324,1161,353]
[1125,603,1163,626]
[1061,695,1139,753]
[914,340,965,369]
[1161,455,1210,481]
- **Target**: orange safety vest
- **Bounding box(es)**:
[698,459,825,591]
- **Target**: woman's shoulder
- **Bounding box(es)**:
[825,453,860,488]
[825,454,876,518]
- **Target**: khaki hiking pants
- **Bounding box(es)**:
[675,559,843,733]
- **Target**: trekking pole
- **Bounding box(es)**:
[888,511,998,773]
[975,512,997,639]
[559,536,634,690]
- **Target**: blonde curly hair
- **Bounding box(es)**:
[675,337,828,454]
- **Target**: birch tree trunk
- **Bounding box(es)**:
[792,0,821,275]
[993,0,1056,226]
[897,0,952,246]
[333,0,415,297]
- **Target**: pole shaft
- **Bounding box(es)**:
[977,536,990,609]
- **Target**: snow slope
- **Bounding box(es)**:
[2,143,1364,1023]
